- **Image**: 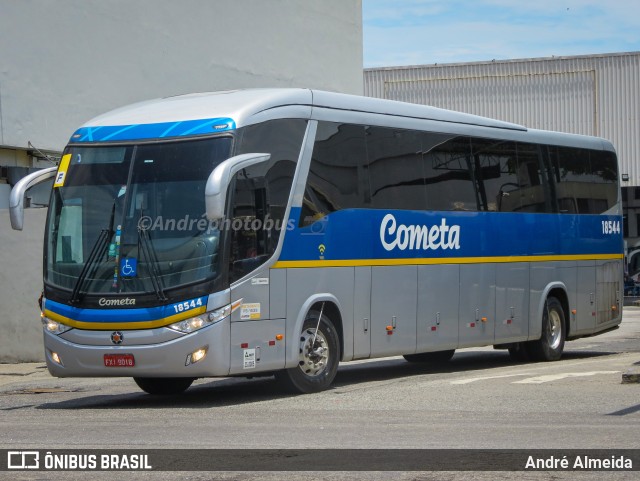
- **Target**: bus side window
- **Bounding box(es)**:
[591,150,619,212]
[300,122,368,227]
[422,134,478,211]
[515,142,549,213]
[230,119,306,282]
[471,139,519,212]
[551,146,618,214]
[367,126,426,210]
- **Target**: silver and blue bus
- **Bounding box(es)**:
[10,89,623,394]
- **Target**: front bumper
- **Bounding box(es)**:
[43,317,231,378]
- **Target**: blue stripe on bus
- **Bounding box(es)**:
[44,296,209,324]
[280,208,623,262]
[69,117,236,143]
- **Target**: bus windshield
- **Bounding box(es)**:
[45,137,232,298]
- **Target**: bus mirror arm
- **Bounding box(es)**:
[9,166,57,231]
[205,153,271,220]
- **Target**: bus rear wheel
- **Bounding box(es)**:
[276,311,340,394]
[403,350,455,363]
[526,296,565,362]
[133,377,194,395]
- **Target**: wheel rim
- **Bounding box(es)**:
[547,308,563,350]
[298,327,329,377]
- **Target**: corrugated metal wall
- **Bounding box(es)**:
[364,52,640,186]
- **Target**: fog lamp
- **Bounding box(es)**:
[49,350,63,366]
[185,346,208,366]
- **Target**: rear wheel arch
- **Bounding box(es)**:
[509,285,569,363]
[548,287,570,339]
[527,294,566,361]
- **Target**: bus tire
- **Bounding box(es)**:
[276,311,340,394]
[403,350,455,363]
[133,377,194,395]
[526,296,566,362]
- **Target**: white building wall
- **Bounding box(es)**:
[0,0,363,153]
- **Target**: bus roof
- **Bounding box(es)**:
[71,89,613,152]
[72,88,526,142]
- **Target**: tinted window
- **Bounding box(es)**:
[471,139,518,212]
[592,150,618,183]
[302,122,618,219]
[422,134,478,211]
[45,138,233,295]
[300,123,368,226]
[230,119,306,281]
[550,146,618,214]
[367,127,426,210]
[516,143,549,212]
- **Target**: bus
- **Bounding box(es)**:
[10,89,623,395]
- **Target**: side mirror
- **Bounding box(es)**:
[9,166,57,230]
[205,153,271,220]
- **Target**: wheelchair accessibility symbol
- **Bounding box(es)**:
[120,258,138,277]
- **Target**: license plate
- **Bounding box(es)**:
[104,354,135,367]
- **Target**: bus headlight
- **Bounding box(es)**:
[42,316,72,335]
[169,304,231,333]
[208,304,231,323]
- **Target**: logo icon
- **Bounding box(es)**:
[98,297,136,307]
[7,451,39,469]
[318,244,326,259]
[120,258,137,277]
[111,331,124,345]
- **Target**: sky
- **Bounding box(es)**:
[363,0,640,68]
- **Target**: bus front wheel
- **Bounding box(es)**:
[133,377,194,395]
[276,311,340,394]
[526,296,566,362]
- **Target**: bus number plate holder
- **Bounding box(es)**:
[104,354,135,367]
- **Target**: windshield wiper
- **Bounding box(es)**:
[138,220,167,301]
[69,203,116,304]
[69,230,109,304]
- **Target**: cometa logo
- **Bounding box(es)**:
[380,214,461,252]
[98,298,136,307]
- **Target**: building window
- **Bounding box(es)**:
[623,215,629,237]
